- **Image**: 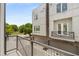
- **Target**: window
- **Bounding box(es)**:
[34,26,40,32]
[62,3,67,12]
[63,24,67,35]
[57,3,61,13]
[36,26,40,31]
[36,15,38,20]
[58,24,61,34]
[35,14,38,20]
[56,3,67,13]
[34,26,36,32]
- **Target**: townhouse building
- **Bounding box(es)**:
[32,3,79,55]
[32,4,49,44]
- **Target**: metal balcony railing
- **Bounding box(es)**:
[51,31,75,40]
[5,35,76,56]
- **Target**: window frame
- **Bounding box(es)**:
[56,3,67,13]
[62,3,67,12]
[56,3,62,13]
[34,14,38,20]
[63,23,68,35]
[34,25,40,32]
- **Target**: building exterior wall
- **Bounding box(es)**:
[54,18,72,32]
[0,3,5,55]
[32,4,47,36]
[32,3,79,55]
[49,3,79,41]
[33,35,48,44]
[72,16,79,41]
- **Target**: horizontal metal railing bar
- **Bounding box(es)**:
[51,31,75,41]
[6,48,17,52]
[51,31,74,35]
[31,40,77,56]
[51,31,74,32]
[7,35,17,37]
[6,35,77,56]
[17,36,77,56]
[6,35,30,38]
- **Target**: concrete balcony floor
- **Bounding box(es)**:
[0,35,76,56]
[6,50,22,56]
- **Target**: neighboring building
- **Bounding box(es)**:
[49,3,79,55]
[32,3,49,44]
[32,3,79,55]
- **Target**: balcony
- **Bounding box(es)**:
[2,35,77,56]
[51,31,75,42]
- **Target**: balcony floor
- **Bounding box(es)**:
[6,50,22,56]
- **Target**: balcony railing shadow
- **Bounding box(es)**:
[5,35,76,56]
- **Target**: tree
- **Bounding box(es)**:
[19,25,24,33]
[11,25,18,32]
[19,23,32,35]
[24,23,32,35]
[6,24,14,35]
[6,23,32,36]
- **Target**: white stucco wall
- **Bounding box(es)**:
[54,18,72,32]
[32,3,79,41]
[0,3,5,55]
[72,16,79,41]
[49,3,79,41]
[32,4,47,36]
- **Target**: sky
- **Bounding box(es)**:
[6,3,40,26]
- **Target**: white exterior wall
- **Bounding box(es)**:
[54,18,72,32]
[72,16,79,41]
[0,3,5,55]
[32,4,47,36]
[49,3,79,41]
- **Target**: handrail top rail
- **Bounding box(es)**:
[7,35,77,56]
[32,40,77,56]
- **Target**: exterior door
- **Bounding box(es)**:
[57,24,61,34]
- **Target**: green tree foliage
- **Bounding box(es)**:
[11,25,18,32]
[19,25,24,33]
[19,23,32,35]
[6,24,14,35]
[6,23,18,35]
[24,23,32,35]
[6,23,32,35]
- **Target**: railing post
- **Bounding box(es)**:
[16,36,18,50]
[30,36,33,56]
[4,35,7,55]
[73,32,75,39]
[31,41,33,56]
